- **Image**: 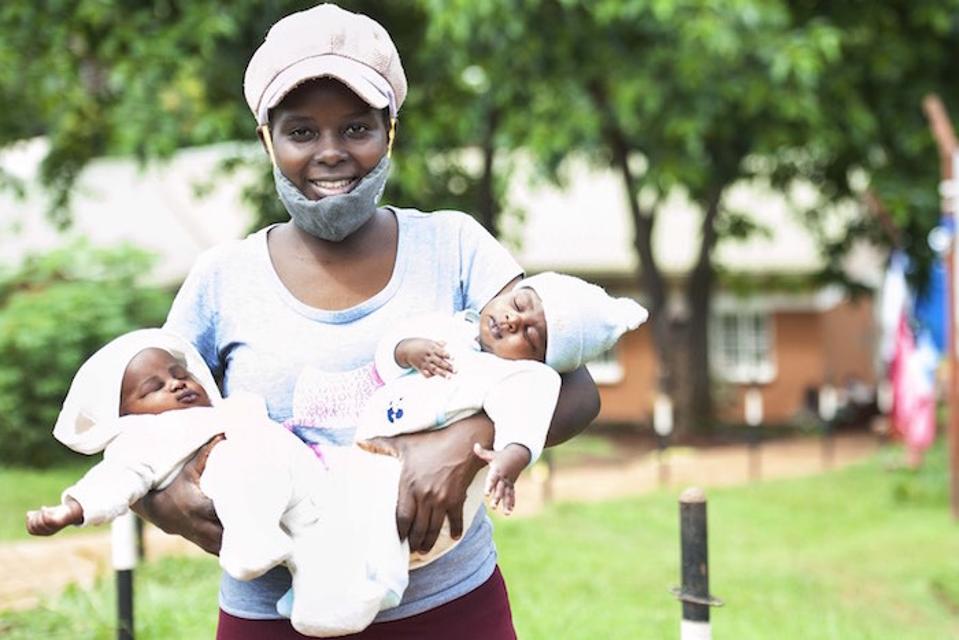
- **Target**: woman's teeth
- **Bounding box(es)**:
[312,178,354,189]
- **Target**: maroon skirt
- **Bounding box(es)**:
[216,566,517,640]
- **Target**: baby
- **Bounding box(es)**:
[358,271,648,514]
[25,329,406,638]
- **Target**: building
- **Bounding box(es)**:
[1,141,882,427]
[506,160,882,427]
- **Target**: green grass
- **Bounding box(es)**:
[2,442,957,639]
[0,462,95,541]
[0,556,220,639]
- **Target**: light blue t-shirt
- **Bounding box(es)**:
[164,207,522,621]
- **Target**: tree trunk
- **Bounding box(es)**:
[587,81,678,430]
[683,185,725,431]
[475,106,500,236]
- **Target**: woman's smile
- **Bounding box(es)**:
[269,78,389,202]
[306,176,359,198]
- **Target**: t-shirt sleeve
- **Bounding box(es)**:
[456,213,523,312]
[163,247,223,379]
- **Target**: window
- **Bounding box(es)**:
[586,344,624,385]
[710,311,775,383]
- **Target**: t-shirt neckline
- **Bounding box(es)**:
[256,207,409,323]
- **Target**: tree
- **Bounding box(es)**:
[0,242,171,467]
[4,1,958,437]
[0,1,502,232]
[419,0,959,435]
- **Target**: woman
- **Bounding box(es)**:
[137,5,599,638]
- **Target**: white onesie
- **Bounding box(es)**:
[62,393,408,638]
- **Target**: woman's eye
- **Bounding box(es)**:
[345,123,370,137]
[288,128,314,141]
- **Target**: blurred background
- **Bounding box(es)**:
[1,1,959,638]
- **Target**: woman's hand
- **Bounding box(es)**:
[131,435,224,555]
[358,413,493,554]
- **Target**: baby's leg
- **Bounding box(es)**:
[201,440,294,580]
[284,447,408,636]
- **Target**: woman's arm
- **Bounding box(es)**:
[546,365,600,447]
[130,436,224,555]
[359,413,493,554]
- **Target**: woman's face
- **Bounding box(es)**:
[269,78,389,201]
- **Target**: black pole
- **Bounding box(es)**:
[112,512,138,640]
[672,487,722,639]
[117,569,134,640]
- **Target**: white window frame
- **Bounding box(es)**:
[710,310,776,384]
[586,343,625,385]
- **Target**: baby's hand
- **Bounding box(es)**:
[396,338,455,378]
[472,443,531,515]
[26,498,83,536]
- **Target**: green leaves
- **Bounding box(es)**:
[0,241,172,467]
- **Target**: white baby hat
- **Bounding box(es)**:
[52,329,221,454]
[516,272,649,373]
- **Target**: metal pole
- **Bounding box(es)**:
[112,511,138,640]
[654,392,674,488]
[672,487,722,640]
[818,385,837,470]
[922,94,959,519]
[531,449,554,504]
[657,433,671,487]
[745,386,763,480]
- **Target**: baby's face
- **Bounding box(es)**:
[478,287,547,362]
[119,348,212,416]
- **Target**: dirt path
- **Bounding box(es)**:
[0,431,879,611]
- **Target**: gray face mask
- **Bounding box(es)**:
[272,155,391,242]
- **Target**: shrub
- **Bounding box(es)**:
[0,241,173,467]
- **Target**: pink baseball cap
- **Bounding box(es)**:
[243,3,408,125]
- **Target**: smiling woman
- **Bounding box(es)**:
[134,4,602,639]
[268,79,389,201]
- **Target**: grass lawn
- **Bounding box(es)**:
[0,461,95,541]
[1,441,957,639]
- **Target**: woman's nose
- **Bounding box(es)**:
[313,134,347,166]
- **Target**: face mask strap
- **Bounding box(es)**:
[258,124,277,166]
[387,118,397,158]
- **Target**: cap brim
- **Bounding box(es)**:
[258,55,390,124]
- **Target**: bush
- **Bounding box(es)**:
[0,241,173,467]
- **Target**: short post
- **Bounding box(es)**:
[654,392,674,487]
[112,511,138,640]
[744,386,763,480]
[819,385,838,470]
[672,487,723,640]
[532,449,554,504]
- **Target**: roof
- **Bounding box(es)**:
[504,158,883,288]
[0,141,883,290]
[0,138,255,284]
